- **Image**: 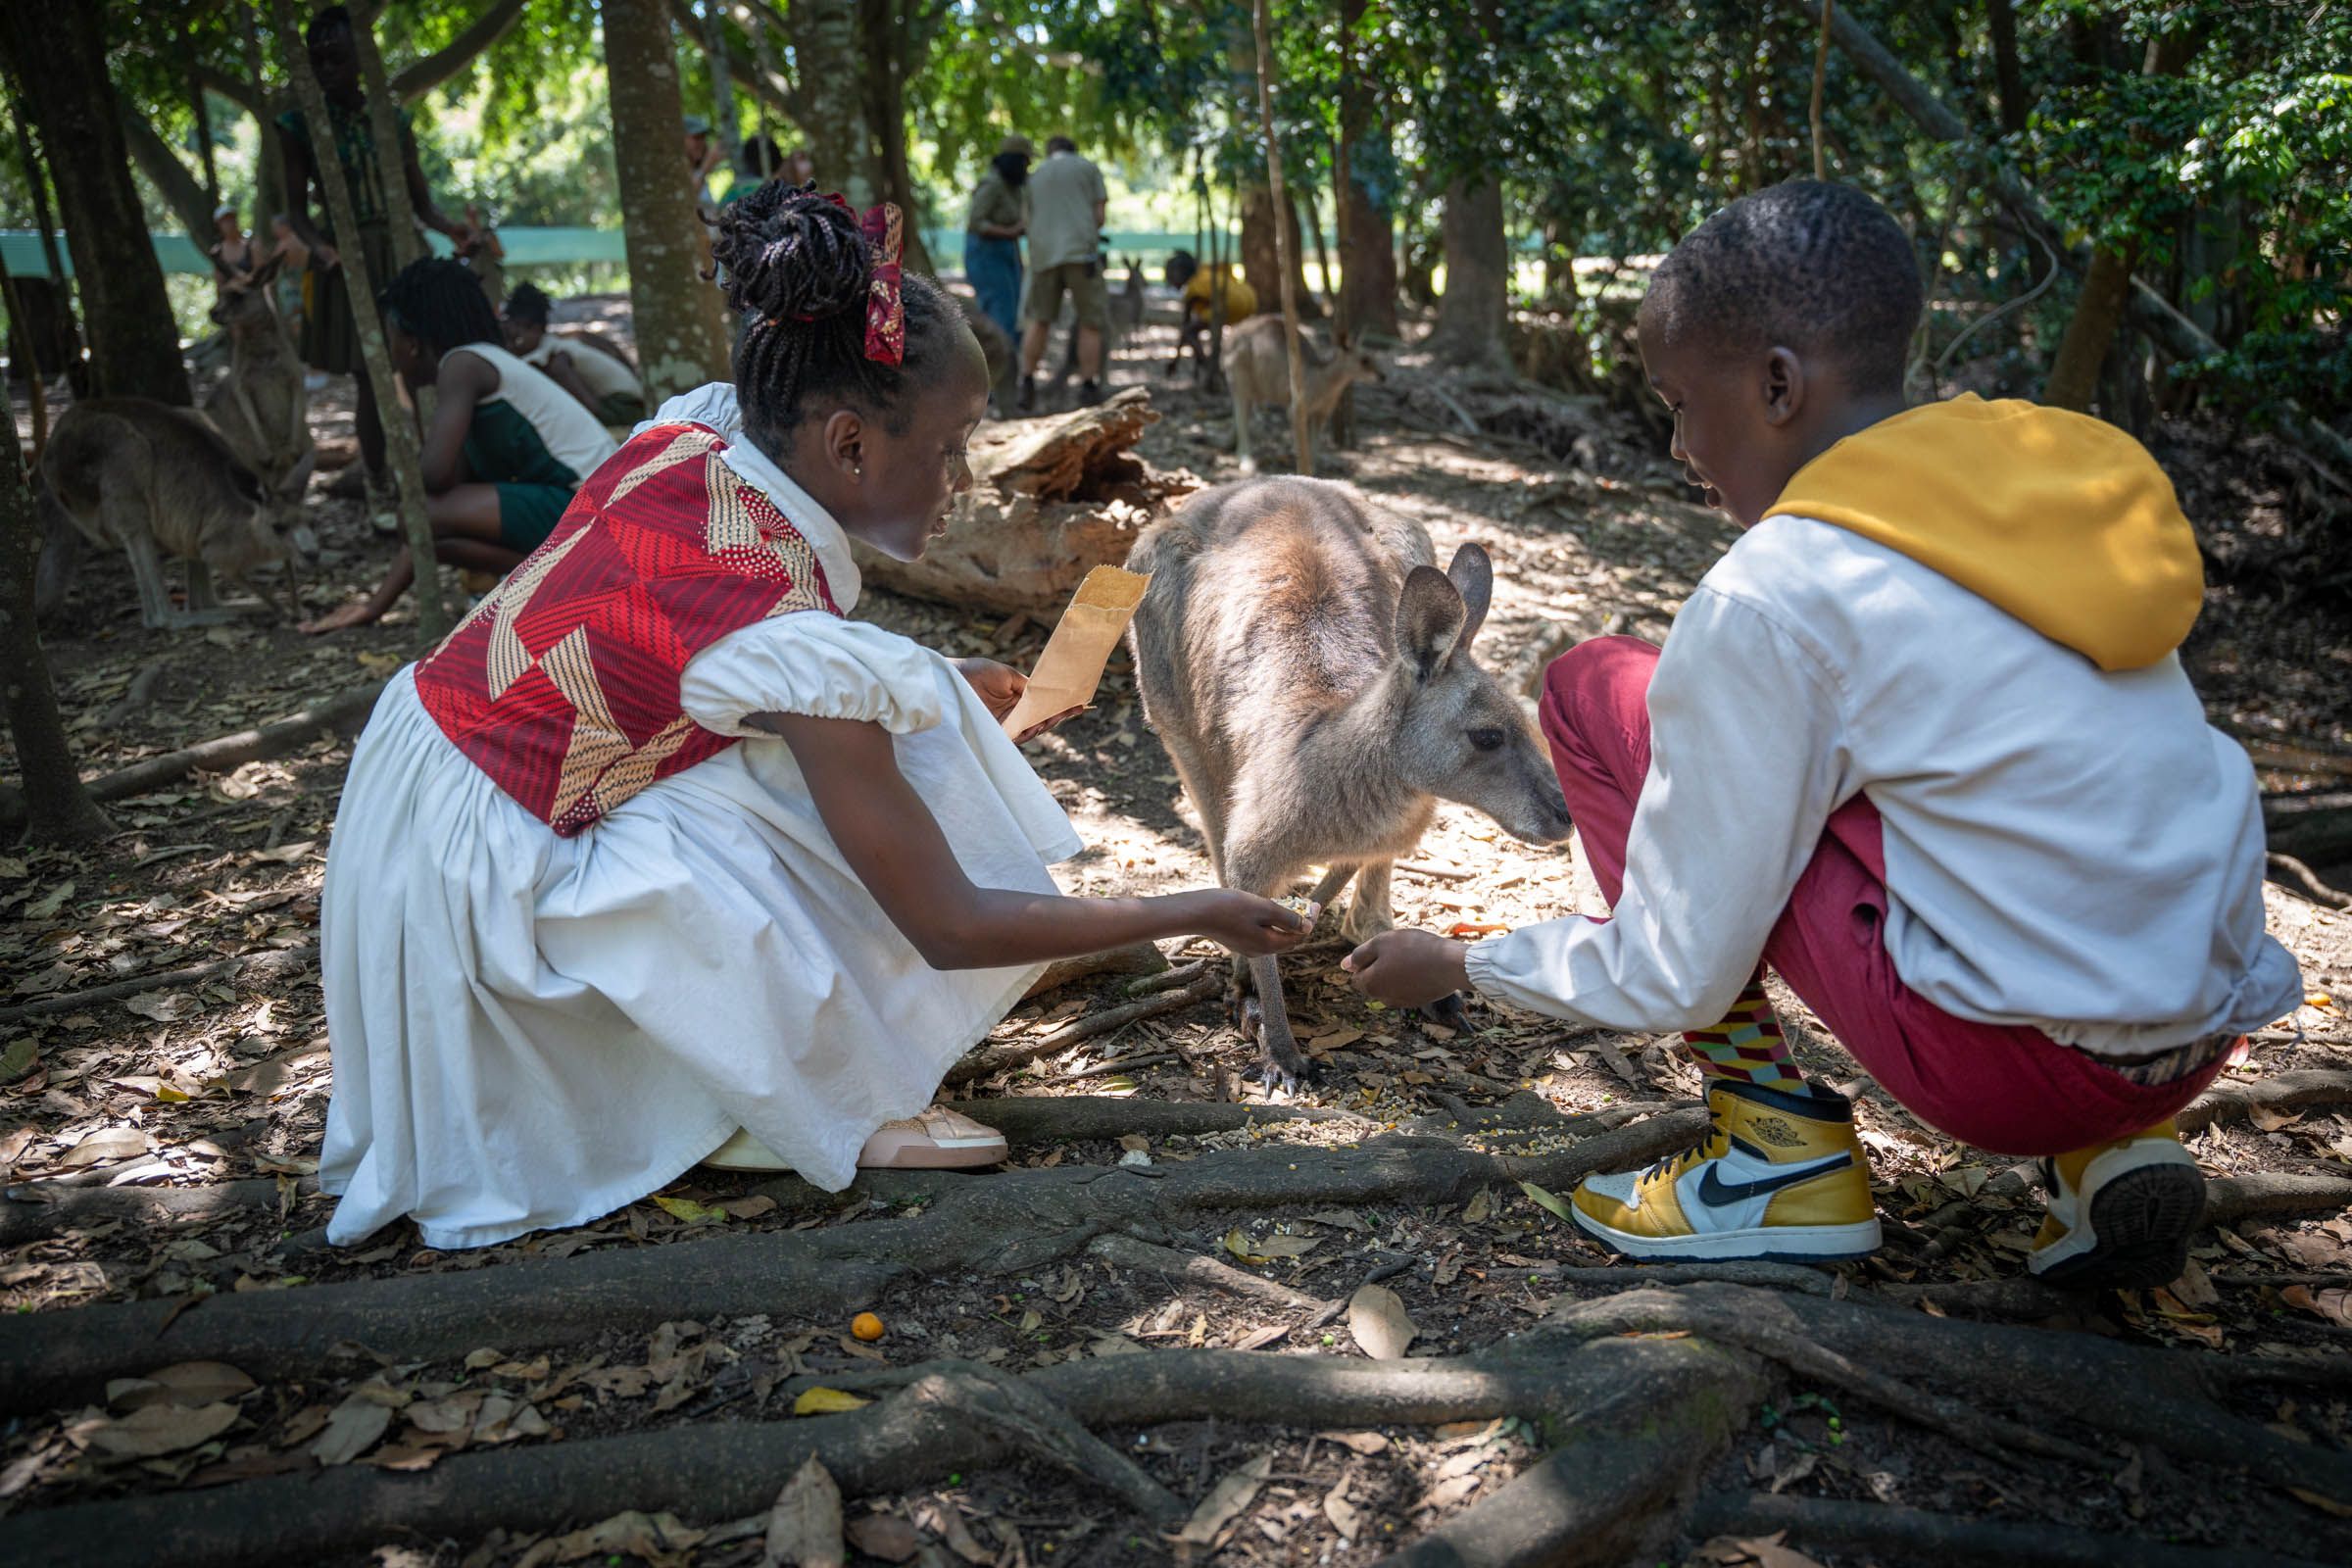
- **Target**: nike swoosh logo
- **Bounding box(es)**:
[1697,1153,1853,1207]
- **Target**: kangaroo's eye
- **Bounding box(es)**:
[1468,727,1506,753]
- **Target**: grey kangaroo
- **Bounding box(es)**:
[1128,476,1572,1089]
[202,250,316,499]
[1224,317,1383,472]
[41,398,320,629]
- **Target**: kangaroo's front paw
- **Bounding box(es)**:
[1419,991,1469,1033]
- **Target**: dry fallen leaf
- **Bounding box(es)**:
[1462,1188,1494,1223]
[1316,1429,1391,1455]
[2281,1285,2352,1328]
[310,1393,395,1466]
[1322,1485,1361,1541]
[761,1454,845,1568]
[56,1126,149,1169]
[109,1361,256,1411]
[1223,1227,1318,1263]
[652,1195,730,1226]
[844,1515,921,1563]
[1695,1532,1831,1568]
[1348,1284,1418,1361]
[539,1509,704,1567]
[1176,1452,1274,1546]
[85,1400,240,1458]
[791,1387,872,1416]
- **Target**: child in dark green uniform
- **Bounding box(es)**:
[302,259,619,635]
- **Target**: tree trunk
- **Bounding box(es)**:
[274,0,449,642]
[0,6,192,406]
[791,0,875,208]
[352,15,425,273]
[701,0,743,175]
[0,441,109,845]
[1427,173,1509,368]
[1251,0,1313,475]
[1336,0,1399,341]
[856,0,934,274]
[1986,0,2027,135]
[1239,185,1324,323]
[119,107,217,251]
[602,0,733,406]
[388,0,530,100]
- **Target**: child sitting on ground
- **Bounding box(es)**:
[317,186,1307,1250]
[303,258,619,633]
[502,281,648,428]
[1344,180,2300,1289]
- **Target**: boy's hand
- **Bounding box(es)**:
[1343,929,1469,1007]
[1186,890,1310,957]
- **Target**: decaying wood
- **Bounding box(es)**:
[82,683,383,804]
[848,388,1193,615]
[2178,1068,2352,1134]
[944,970,1225,1086]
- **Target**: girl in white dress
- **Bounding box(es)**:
[318,186,1306,1250]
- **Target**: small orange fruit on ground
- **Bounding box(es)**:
[851,1311,886,1342]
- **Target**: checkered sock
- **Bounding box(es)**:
[1682,977,1804,1090]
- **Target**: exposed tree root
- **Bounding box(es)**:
[0,945,316,1027]
[100,656,172,726]
[1086,1232,1325,1311]
[2267,851,2352,909]
[2204,1170,2352,1227]
[2178,1068,2352,1134]
[0,1116,1707,1413]
[0,1327,1740,1568]
[82,683,383,804]
[1688,1492,2336,1568]
[1019,941,1169,1002]
[1538,1260,1837,1296]
[0,1174,322,1250]
[945,971,1225,1085]
[938,1094,1373,1144]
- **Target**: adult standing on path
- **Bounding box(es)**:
[963,134,1031,348]
[275,4,475,513]
[1015,134,1108,412]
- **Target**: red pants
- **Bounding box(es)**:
[1540,638,2222,1156]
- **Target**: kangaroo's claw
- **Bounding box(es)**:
[1419,991,1470,1033]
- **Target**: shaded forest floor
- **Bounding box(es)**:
[5,292,2352,1568]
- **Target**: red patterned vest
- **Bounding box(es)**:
[414,422,842,836]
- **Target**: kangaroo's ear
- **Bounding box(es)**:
[1396,564,1467,679]
[250,250,285,288]
[1446,542,1492,651]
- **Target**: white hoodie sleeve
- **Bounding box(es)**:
[1463,587,1854,1031]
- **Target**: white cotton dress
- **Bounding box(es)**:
[318,408,1083,1250]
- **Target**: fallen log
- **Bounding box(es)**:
[82,683,385,805]
[0,945,316,1028]
[849,387,1194,615]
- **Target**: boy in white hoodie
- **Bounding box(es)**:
[1344,181,2301,1289]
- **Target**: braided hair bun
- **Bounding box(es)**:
[711,179,964,448]
[711,181,870,325]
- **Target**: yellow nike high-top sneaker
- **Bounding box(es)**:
[1571,1078,1881,1262]
[2028,1120,2204,1289]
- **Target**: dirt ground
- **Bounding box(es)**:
[5,290,2352,1568]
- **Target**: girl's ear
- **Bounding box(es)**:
[1763,346,1806,428]
[821,407,867,481]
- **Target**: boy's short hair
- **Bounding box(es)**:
[1643,180,1921,397]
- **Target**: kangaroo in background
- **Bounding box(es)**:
[1224,316,1382,471]
[1128,477,1573,1090]
[202,250,316,498]
[41,399,320,630]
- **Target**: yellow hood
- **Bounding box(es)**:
[1770,395,2203,670]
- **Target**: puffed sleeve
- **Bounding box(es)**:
[678,612,947,737]
[635,382,744,443]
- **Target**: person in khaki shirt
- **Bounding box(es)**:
[1017,135,1109,410]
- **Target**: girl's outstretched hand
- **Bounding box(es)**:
[1187,890,1311,956]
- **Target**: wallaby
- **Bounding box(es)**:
[1112,252,1147,337]
[40,398,320,630]
[202,250,316,499]
[1225,316,1382,471]
[1128,477,1573,1090]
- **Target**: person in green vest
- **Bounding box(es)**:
[274,4,475,511]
